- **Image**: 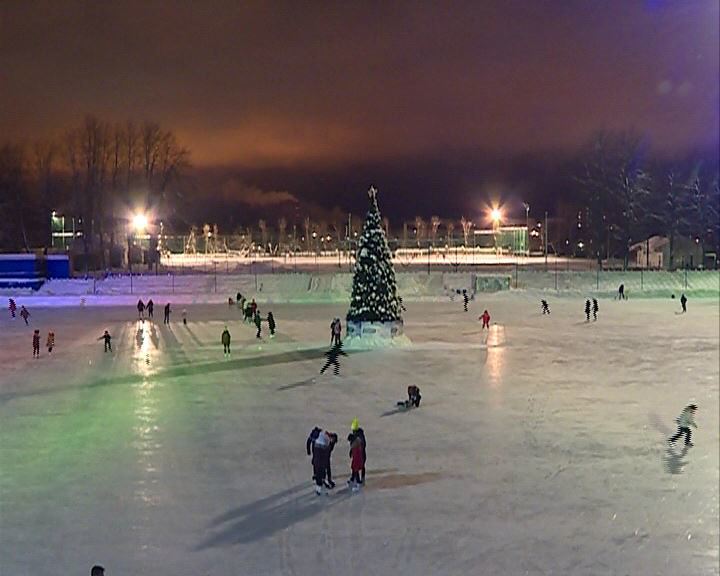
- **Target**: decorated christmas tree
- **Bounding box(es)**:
[347,187,402,323]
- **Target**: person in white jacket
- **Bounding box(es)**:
[669,404,697,447]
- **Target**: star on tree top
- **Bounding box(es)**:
[368,186,377,201]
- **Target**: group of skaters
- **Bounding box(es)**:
[9,298,56,358]
[230,292,276,339]
[307,418,368,495]
[136,299,172,324]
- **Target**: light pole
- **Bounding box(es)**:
[544,211,548,268]
[522,202,530,257]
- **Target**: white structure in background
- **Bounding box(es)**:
[630,235,704,269]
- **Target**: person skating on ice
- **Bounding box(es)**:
[584,299,591,322]
[163,303,171,324]
[32,329,40,358]
[147,299,154,318]
[236,292,242,305]
[332,318,342,345]
[253,309,262,338]
[347,418,367,484]
[617,284,626,300]
[330,318,337,345]
[99,330,112,352]
[592,298,599,321]
[46,331,55,354]
[267,311,276,337]
[479,309,491,330]
[462,289,469,312]
[307,428,332,495]
[137,299,145,320]
[669,404,697,447]
[182,308,187,325]
[408,385,422,407]
[541,299,550,314]
[221,326,231,357]
[20,305,30,325]
[680,293,687,313]
[349,435,364,491]
[320,341,347,375]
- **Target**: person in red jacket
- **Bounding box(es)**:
[479,309,491,330]
[349,436,364,490]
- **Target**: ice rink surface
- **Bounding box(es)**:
[1,293,718,575]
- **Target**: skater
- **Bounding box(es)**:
[19,305,30,325]
[249,299,257,317]
[253,309,262,338]
[32,329,40,358]
[243,302,252,323]
[236,291,242,305]
[91,566,105,576]
[408,384,422,407]
[228,297,234,307]
[330,318,337,345]
[8,298,17,318]
[99,330,112,352]
[541,299,550,314]
[617,284,626,300]
[332,317,342,345]
[398,385,422,408]
[592,298,599,321]
[307,427,333,495]
[137,299,145,319]
[239,296,246,313]
[399,295,407,312]
[349,435,364,490]
[320,341,347,375]
[267,311,276,337]
[463,289,469,312]
[479,309,491,330]
[46,331,55,354]
[669,404,697,447]
[163,302,171,324]
[182,308,187,325]
[347,418,367,484]
[584,299,591,322]
[680,293,687,313]
[147,299,154,318]
[221,325,231,356]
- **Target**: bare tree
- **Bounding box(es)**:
[258,219,268,252]
[430,215,441,247]
[304,216,311,252]
[446,221,455,245]
[414,216,425,246]
[461,216,472,247]
[277,217,287,251]
[0,144,30,250]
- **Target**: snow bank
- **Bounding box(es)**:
[2,270,716,305]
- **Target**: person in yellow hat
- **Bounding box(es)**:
[347,418,367,485]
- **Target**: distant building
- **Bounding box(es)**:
[629,235,704,269]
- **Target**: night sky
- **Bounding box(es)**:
[1,1,718,220]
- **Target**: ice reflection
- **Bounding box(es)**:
[133,321,153,376]
[484,325,506,387]
[131,320,162,509]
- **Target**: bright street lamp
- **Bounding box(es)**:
[490,208,502,225]
[132,212,148,232]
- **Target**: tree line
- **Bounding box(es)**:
[0,115,189,266]
[572,132,718,268]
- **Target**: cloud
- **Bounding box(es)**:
[220,178,297,206]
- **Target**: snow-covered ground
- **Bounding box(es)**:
[1,294,718,575]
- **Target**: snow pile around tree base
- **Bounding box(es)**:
[343,333,412,349]
[344,319,410,349]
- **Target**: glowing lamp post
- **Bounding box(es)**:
[489,207,502,256]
